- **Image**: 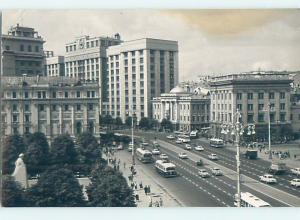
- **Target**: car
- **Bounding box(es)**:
[175,139,183,144]
[178,152,188,159]
[117,144,123,150]
[198,169,210,178]
[208,153,218,160]
[128,146,133,152]
[291,168,300,176]
[290,178,300,187]
[141,142,149,146]
[184,144,192,150]
[259,174,277,184]
[196,159,203,166]
[194,145,204,151]
[166,135,176,140]
[182,138,191,143]
[160,154,169,160]
[152,148,161,155]
[211,167,223,176]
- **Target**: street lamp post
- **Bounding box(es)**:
[264,103,274,160]
[221,109,255,207]
[131,111,135,166]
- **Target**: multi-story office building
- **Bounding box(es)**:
[152,86,210,132]
[45,51,65,77]
[1,76,100,140]
[107,38,179,122]
[209,72,293,138]
[1,24,45,76]
[64,34,122,113]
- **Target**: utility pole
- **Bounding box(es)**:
[131,109,135,166]
[235,109,241,208]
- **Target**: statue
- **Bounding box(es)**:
[12,153,28,189]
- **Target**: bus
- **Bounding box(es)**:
[234,192,271,207]
[155,160,177,177]
[190,130,198,139]
[135,148,153,163]
[209,138,224,148]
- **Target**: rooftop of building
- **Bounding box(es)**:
[65,33,122,46]
[3,23,43,40]
[1,76,98,88]
[209,71,293,85]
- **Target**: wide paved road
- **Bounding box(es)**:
[119,130,300,207]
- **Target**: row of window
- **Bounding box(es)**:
[66,39,119,52]
[212,112,286,123]
[212,103,286,111]
[9,90,97,99]
[4,44,40,53]
[237,92,285,100]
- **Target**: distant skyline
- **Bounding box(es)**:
[2,9,300,81]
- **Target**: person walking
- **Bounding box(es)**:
[159,198,163,207]
[123,162,126,169]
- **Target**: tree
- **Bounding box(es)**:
[139,117,150,130]
[2,134,26,175]
[2,175,26,207]
[26,168,86,207]
[125,116,132,127]
[160,118,173,131]
[86,166,136,207]
[114,117,123,128]
[76,132,102,173]
[149,118,159,130]
[102,115,114,129]
[23,132,50,176]
[50,134,78,166]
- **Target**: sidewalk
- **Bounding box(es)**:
[104,150,182,207]
[198,137,300,168]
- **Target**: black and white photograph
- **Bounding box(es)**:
[0,7,300,209]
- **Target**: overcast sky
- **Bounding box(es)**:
[2,9,300,81]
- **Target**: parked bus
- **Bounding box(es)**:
[135,148,153,163]
[234,192,271,207]
[209,138,224,148]
[190,130,198,139]
[155,160,177,177]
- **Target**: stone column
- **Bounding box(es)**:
[71,105,75,137]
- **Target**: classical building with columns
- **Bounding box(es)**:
[209,72,293,139]
[152,86,210,132]
[1,76,100,140]
[107,38,179,122]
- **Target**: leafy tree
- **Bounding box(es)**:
[125,116,132,127]
[139,117,150,130]
[114,117,123,128]
[2,134,26,175]
[160,118,173,131]
[149,118,159,130]
[2,175,26,207]
[26,168,86,207]
[86,166,136,207]
[23,132,50,176]
[103,115,114,129]
[100,132,116,146]
[50,134,78,166]
[76,132,102,173]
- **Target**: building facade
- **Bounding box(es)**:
[64,34,122,113]
[1,24,45,76]
[45,51,65,77]
[1,76,100,140]
[152,86,210,132]
[107,38,179,122]
[209,72,293,139]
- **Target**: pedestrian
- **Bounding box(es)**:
[134,183,138,190]
[131,182,134,189]
[135,194,139,201]
[159,198,163,207]
[117,164,120,170]
[144,186,147,195]
[139,182,143,189]
[155,201,159,207]
[147,185,151,194]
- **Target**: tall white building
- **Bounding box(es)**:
[45,51,65,77]
[107,38,179,122]
[64,34,122,112]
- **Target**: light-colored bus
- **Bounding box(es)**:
[209,138,224,148]
[136,148,153,163]
[234,192,271,207]
[155,160,177,177]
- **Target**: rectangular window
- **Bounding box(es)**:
[247,93,253,100]
[13,115,18,122]
[24,91,29,98]
[77,104,81,111]
[52,92,56,98]
[64,105,69,111]
[258,104,264,111]
[42,91,46,98]
[39,104,45,111]
[37,91,42,99]
[25,104,30,112]
[12,91,17,98]
[247,104,253,111]
[258,114,264,122]
[76,91,81,98]
[52,105,57,111]
[280,103,285,110]
[237,104,242,111]
[64,92,69,98]
[87,91,91,98]
[13,104,18,112]
[247,114,254,123]
[269,92,275,99]
[237,93,242,100]
[258,92,264,99]
[25,115,30,122]
[280,92,285,99]
[88,104,93,111]
[280,113,286,122]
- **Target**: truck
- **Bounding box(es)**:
[268,162,287,175]
[243,149,258,159]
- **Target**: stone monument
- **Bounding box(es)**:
[12,153,28,189]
